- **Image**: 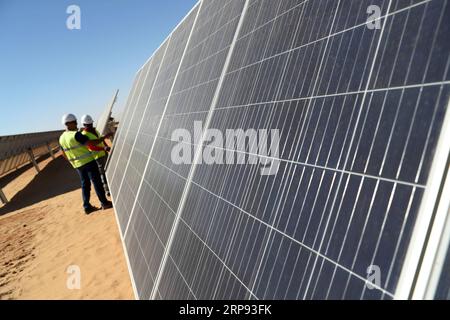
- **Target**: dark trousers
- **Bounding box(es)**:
[96,156,110,194]
[76,160,108,209]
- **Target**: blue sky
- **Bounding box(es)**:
[0,0,197,135]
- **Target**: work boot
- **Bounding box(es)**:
[102,200,113,210]
[84,205,98,215]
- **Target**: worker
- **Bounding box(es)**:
[59,114,113,215]
[81,114,111,197]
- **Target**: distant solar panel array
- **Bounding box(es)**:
[0,130,61,203]
[107,0,450,299]
[0,131,61,177]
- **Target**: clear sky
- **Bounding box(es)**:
[0,0,198,136]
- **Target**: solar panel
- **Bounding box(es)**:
[107,0,450,300]
[107,68,145,191]
[96,89,119,137]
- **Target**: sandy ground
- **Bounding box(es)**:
[0,152,134,300]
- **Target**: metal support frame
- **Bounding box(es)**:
[27,148,40,173]
[0,188,8,204]
[47,142,55,159]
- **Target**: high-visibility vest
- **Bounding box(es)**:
[82,129,106,160]
[59,131,95,169]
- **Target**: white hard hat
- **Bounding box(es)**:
[62,114,77,125]
[81,114,94,125]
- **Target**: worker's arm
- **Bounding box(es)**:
[87,138,105,145]
[75,132,111,152]
[86,142,110,152]
[83,132,112,146]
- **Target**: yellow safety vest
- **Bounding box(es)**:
[59,131,95,169]
[82,129,106,160]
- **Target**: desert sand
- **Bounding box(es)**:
[0,152,134,299]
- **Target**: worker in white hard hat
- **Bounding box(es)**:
[81,114,111,197]
[59,114,113,215]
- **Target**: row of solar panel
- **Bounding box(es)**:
[106,0,450,299]
[0,131,62,178]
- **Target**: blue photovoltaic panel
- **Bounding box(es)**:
[107,68,145,195]
[113,39,170,229]
[116,3,202,298]
[107,0,450,300]
[125,0,248,299]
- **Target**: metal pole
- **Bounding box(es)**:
[0,188,8,204]
[27,148,40,173]
[47,142,55,159]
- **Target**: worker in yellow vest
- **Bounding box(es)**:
[59,114,113,215]
[81,114,110,197]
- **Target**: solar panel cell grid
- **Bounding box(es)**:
[122,0,248,299]
[106,0,450,299]
[107,68,144,193]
